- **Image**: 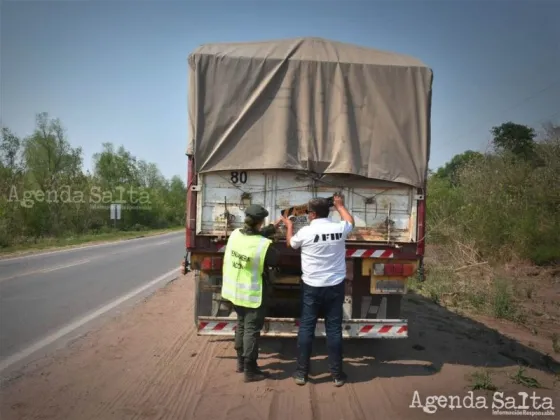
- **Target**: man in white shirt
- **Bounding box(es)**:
[282,193,354,387]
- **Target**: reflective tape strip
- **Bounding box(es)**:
[358,324,408,337]
[222,281,260,292]
[252,237,269,282]
[198,321,237,333]
[346,249,394,258]
[220,283,262,304]
[197,319,408,338]
[220,247,394,258]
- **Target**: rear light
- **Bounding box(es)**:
[402,264,415,277]
[201,257,223,271]
[373,263,416,277]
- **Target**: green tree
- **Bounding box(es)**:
[0,128,25,246]
[434,150,485,186]
[22,113,83,237]
[491,122,536,160]
[93,143,140,188]
[137,160,166,189]
[1,114,184,249]
[0,127,24,195]
[166,175,186,225]
[428,121,560,265]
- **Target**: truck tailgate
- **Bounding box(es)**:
[195,170,419,243]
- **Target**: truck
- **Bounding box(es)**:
[183,37,433,340]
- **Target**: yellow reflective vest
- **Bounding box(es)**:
[222,228,272,308]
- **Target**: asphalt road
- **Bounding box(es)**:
[0,231,184,376]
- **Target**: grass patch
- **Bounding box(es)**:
[469,369,497,391]
[411,259,527,324]
[491,279,521,322]
[410,239,534,324]
[408,265,457,305]
[0,227,183,257]
[511,366,542,388]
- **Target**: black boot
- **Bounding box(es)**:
[236,356,244,373]
[243,360,269,383]
[237,353,265,374]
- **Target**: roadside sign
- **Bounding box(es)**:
[110,203,122,220]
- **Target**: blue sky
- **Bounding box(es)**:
[2,0,559,181]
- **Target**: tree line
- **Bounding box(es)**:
[0,112,186,248]
[427,121,560,265]
[2,113,559,265]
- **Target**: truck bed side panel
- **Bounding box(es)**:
[196,170,418,243]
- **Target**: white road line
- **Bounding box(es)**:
[0,237,182,284]
[0,259,92,283]
[0,231,183,263]
[38,259,92,273]
[0,266,182,375]
[106,241,175,257]
[152,240,171,246]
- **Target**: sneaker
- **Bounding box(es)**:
[333,372,347,387]
[293,372,307,386]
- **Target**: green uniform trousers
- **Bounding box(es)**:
[233,289,268,363]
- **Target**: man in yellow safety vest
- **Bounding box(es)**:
[222,204,280,382]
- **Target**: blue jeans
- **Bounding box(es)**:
[296,280,345,378]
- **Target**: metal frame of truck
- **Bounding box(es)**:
[183,159,426,339]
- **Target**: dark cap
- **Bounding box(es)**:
[244,204,269,219]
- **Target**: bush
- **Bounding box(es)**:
[0,115,186,248]
[415,123,559,322]
[132,223,148,232]
[427,127,560,265]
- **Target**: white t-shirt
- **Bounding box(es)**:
[289,218,354,287]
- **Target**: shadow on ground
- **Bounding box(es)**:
[214,292,560,385]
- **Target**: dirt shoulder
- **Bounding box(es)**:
[1,274,558,420]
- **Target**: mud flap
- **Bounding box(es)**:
[194,270,233,329]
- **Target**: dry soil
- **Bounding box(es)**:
[1,273,558,420]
